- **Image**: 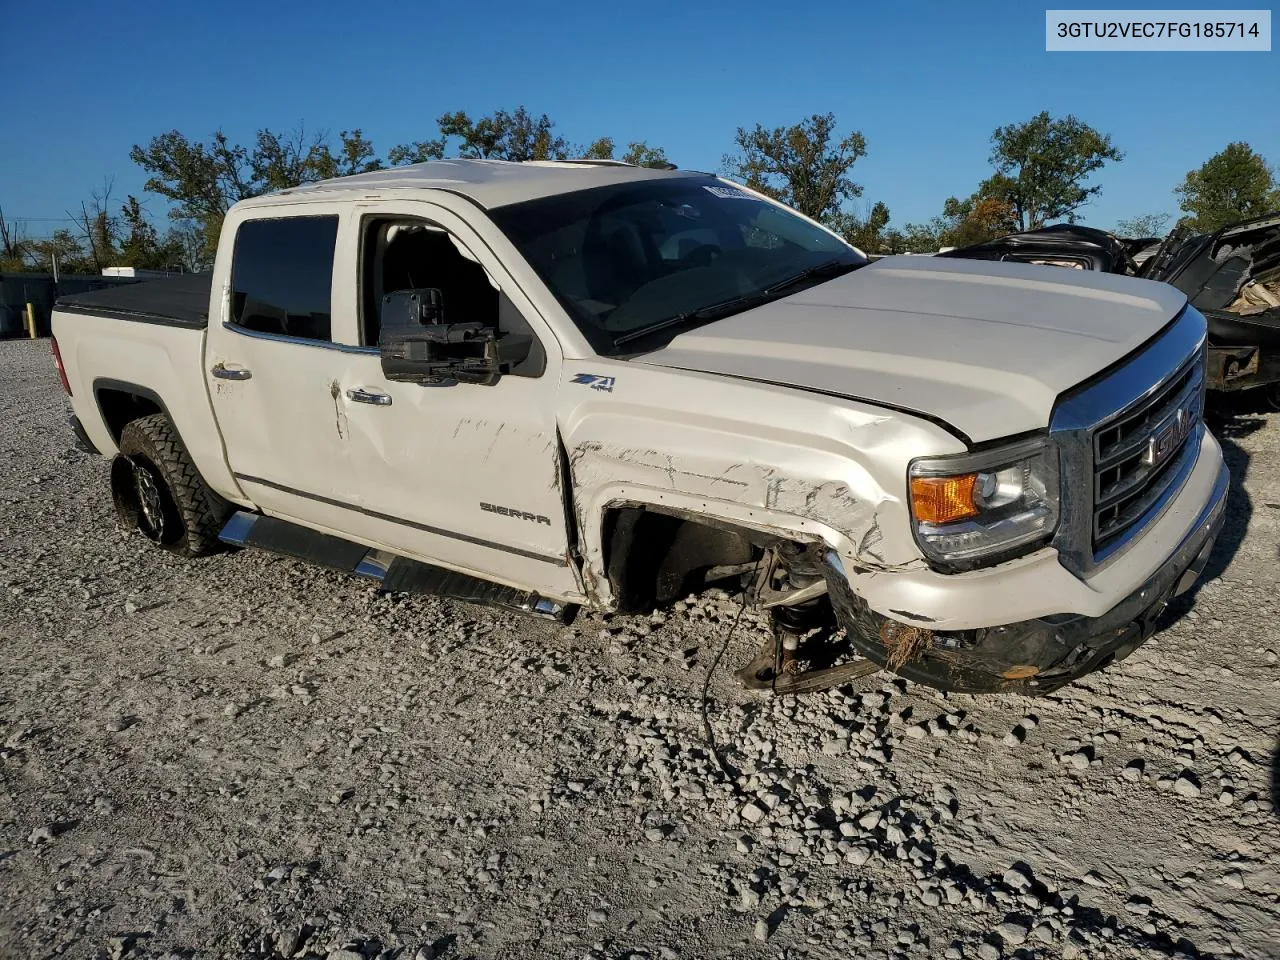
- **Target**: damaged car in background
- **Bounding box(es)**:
[50,159,1227,700]
[941,213,1280,400]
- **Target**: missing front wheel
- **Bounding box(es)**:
[735,543,880,694]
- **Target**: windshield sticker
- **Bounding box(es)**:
[571,373,616,393]
[702,185,760,201]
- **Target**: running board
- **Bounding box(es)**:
[382,557,571,621]
[217,511,571,621]
[218,512,368,571]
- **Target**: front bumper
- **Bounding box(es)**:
[827,459,1229,694]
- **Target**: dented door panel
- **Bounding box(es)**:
[207,330,367,528]
[205,202,366,527]
[336,198,581,602]
[341,364,581,600]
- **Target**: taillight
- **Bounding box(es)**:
[51,336,72,396]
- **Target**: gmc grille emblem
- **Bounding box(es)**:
[1144,401,1196,469]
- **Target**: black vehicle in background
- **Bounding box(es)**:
[940,213,1280,399]
[937,223,1137,275]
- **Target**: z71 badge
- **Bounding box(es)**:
[571,373,616,393]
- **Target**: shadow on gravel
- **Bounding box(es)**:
[1204,394,1280,820]
[1161,397,1261,621]
[932,854,1212,958]
[1272,740,1279,817]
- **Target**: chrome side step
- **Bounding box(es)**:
[217,511,572,621]
[381,556,570,621]
[217,512,368,572]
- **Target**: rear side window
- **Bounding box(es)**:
[231,216,338,341]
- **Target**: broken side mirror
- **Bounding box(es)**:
[378,288,530,386]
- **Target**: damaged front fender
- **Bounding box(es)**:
[557,362,962,608]
[567,439,927,608]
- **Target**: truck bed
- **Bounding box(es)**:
[52,278,242,504]
[55,273,212,328]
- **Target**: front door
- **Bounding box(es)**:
[336,204,582,602]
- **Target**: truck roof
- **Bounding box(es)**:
[238,159,702,211]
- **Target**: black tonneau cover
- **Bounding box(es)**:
[55,273,212,328]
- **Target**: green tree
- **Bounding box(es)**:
[988,111,1122,230]
[313,129,382,180]
[387,137,445,166]
[118,196,185,270]
[937,184,1020,247]
[722,113,866,222]
[571,136,671,167]
[168,219,210,273]
[570,136,672,167]
[131,130,256,259]
[132,127,381,261]
[893,183,1020,255]
[65,180,123,272]
[1174,142,1280,233]
[249,127,381,192]
[0,206,31,272]
[1114,212,1171,239]
[580,137,616,160]
[434,106,571,161]
[621,141,671,168]
[27,229,93,274]
[389,110,669,167]
[837,200,891,253]
[895,222,950,254]
[133,115,669,262]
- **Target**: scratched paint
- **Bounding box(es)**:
[329,380,346,440]
[566,437,924,608]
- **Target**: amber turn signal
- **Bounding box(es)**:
[910,474,980,524]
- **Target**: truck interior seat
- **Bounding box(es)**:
[373,225,499,339]
[584,224,652,305]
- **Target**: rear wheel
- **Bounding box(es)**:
[113,414,226,557]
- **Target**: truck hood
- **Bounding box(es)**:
[634,255,1189,443]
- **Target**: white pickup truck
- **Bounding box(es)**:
[52,159,1228,695]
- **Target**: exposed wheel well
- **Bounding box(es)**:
[603,505,776,612]
[96,387,163,444]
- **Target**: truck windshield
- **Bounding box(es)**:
[488,177,866,355]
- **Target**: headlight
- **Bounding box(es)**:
[908,437,1059,568]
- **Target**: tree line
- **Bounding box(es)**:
[2,105,1277,274]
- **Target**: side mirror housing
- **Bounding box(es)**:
[378,288,530,386]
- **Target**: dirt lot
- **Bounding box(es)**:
[1,336,1277,960]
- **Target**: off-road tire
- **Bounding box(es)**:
[117,414,226,557]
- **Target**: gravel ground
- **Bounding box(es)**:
[1,336,1277,960]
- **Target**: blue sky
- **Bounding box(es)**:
[3,0,1276,240]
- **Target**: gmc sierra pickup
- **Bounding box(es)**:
[51,159,1228,695]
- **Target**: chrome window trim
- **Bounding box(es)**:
[222,321,380,355]
[1049,306,1208,577]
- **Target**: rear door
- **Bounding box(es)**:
[206,209,368,532]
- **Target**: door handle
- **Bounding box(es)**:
[346,387,393,406]
[211,362,252,381]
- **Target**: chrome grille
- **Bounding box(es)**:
[1091,353,1204,551]
[1049,306,1209,577]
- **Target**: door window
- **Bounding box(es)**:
[231,216,338,341]
[359,217,545,376]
